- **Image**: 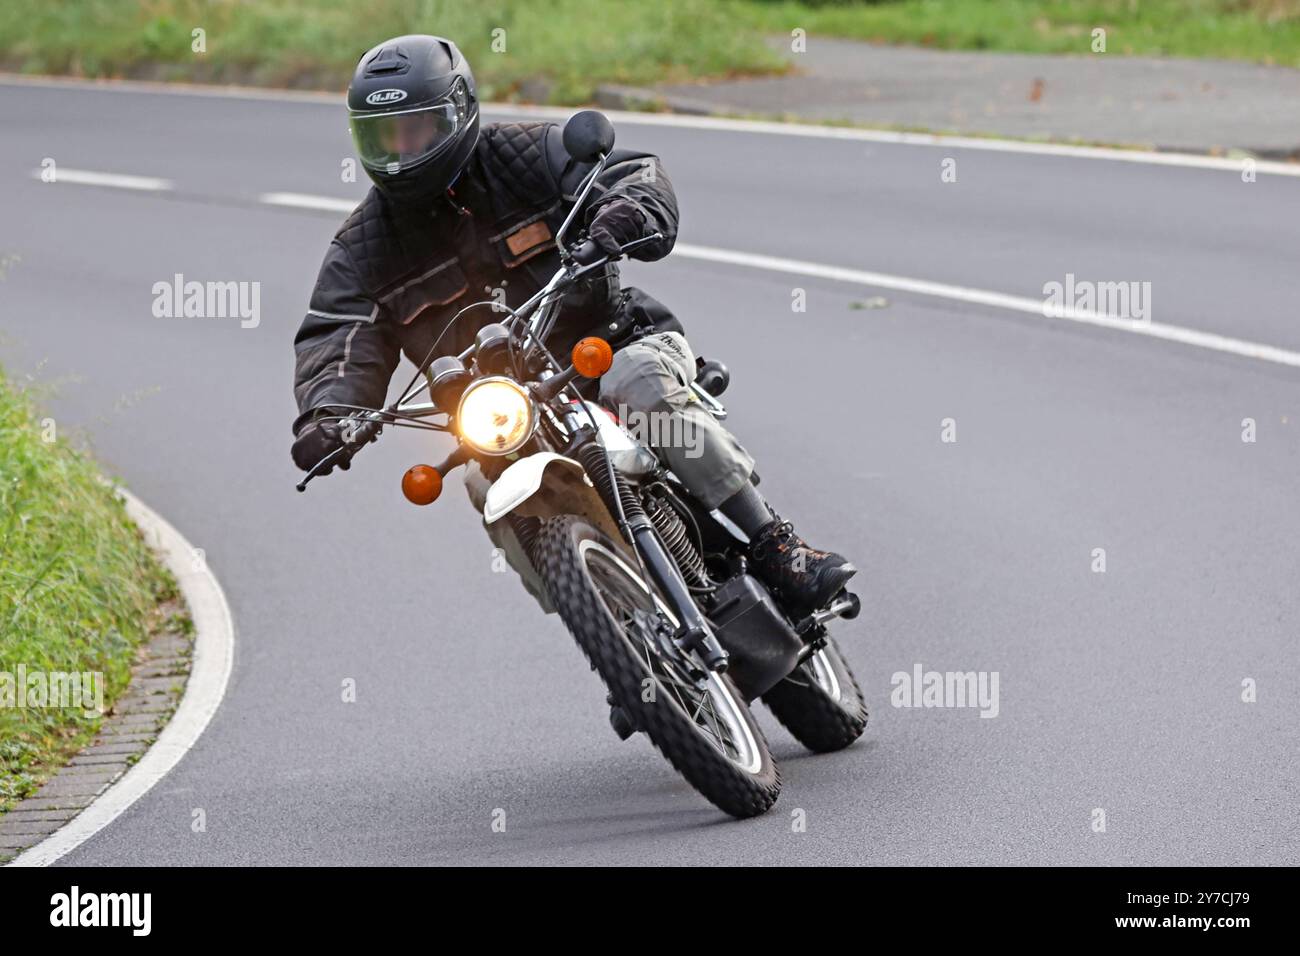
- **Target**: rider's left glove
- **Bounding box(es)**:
[587,200,647,257]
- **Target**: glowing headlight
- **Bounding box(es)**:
[456,377,535,455]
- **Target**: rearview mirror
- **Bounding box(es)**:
[562,110,615,163]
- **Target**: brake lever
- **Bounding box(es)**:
[296,444,351,493]
[567,231,665,273]
[619,232,664,256]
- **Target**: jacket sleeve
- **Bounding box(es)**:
[546,126,679,262]
[291,240,401,433]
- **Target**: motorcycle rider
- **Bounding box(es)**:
[290,34,855,610]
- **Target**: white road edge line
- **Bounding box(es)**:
[260,191,360,212]
[504,106,1300,179]
[8,487,235,868]
[28,168,174,191]
[255,190,1300,369]
[672,243,1300,369]
[4,72,1298,178]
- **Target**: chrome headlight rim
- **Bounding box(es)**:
[455,375,537,456]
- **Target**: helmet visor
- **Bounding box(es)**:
[351,102,465,174]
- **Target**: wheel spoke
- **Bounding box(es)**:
[699,695,736,758]
[580,541,763,774]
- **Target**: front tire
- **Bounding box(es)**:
[536,515,781,818]
[762,637,867,753]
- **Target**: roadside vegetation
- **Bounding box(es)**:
[0,366,173,813]
[0,0,787,102]
[747,0,1300,67]
[0,1,1297,104]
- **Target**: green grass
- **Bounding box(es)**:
[1,1,1297,100]
[0,0,788,102]
[0,367,173,812]
[746,0,1300,67]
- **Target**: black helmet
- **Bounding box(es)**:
[347,35,480,205]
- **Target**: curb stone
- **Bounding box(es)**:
[0,600,191,864]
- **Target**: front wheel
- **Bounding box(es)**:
[535,515,781,818]
[762,637,868,753]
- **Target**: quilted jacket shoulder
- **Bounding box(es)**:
[329,122,560,299]
[475,121,559,209]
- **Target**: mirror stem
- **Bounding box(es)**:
[556,151,608,260]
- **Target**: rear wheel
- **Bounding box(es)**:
[762,637,867,753]
[535,515,781,818]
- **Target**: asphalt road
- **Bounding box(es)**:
[2,79,1297,866]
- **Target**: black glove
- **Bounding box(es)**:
[291,414,381,475]
[587,199,647,257]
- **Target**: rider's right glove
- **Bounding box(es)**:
[291,413,381,475]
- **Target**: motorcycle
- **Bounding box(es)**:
[297,110,867,818]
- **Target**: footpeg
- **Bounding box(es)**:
[794,590,860,635]
[607,697,636,741]
[835,589,861,620]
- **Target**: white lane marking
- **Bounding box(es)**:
[29,167,173,191]
[9,487,235,867]
[252,190,1300,369]
[673,243,1300,369]
[1,72,347,103]
[498,105,1300,179]
[260,191,359,213]
[4,72,1298,177]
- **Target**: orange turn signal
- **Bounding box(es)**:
[571,336,613,378]
[402,465,443,506]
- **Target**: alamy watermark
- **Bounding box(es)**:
[1,665,104,718]
[614,404,703,458]
[151,273,260,328]
[50,886,151,936]
[890,663,1000,718]
[1043,273,1151,324]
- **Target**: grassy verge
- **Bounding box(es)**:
[1,1,1298,101]
[0,0,788,102]
[0,366,174,813]
[745,0,1300,68]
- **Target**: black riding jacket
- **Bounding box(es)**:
[292,121,682,431]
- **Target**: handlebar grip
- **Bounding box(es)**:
[570,239,603,266]
[295,410,386,492]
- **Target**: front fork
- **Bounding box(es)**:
[624,502,730,674]
[568,424,730,674]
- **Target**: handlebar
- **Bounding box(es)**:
[343,415,383,447]
[295,230,665,492]
[569,232,662,271]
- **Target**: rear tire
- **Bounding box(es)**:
[536,515,781,818]
[762,637,867,753]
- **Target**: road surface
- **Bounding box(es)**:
[1,78,1296,865]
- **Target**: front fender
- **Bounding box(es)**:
[483,452,624,543]
[484,453,584,523]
